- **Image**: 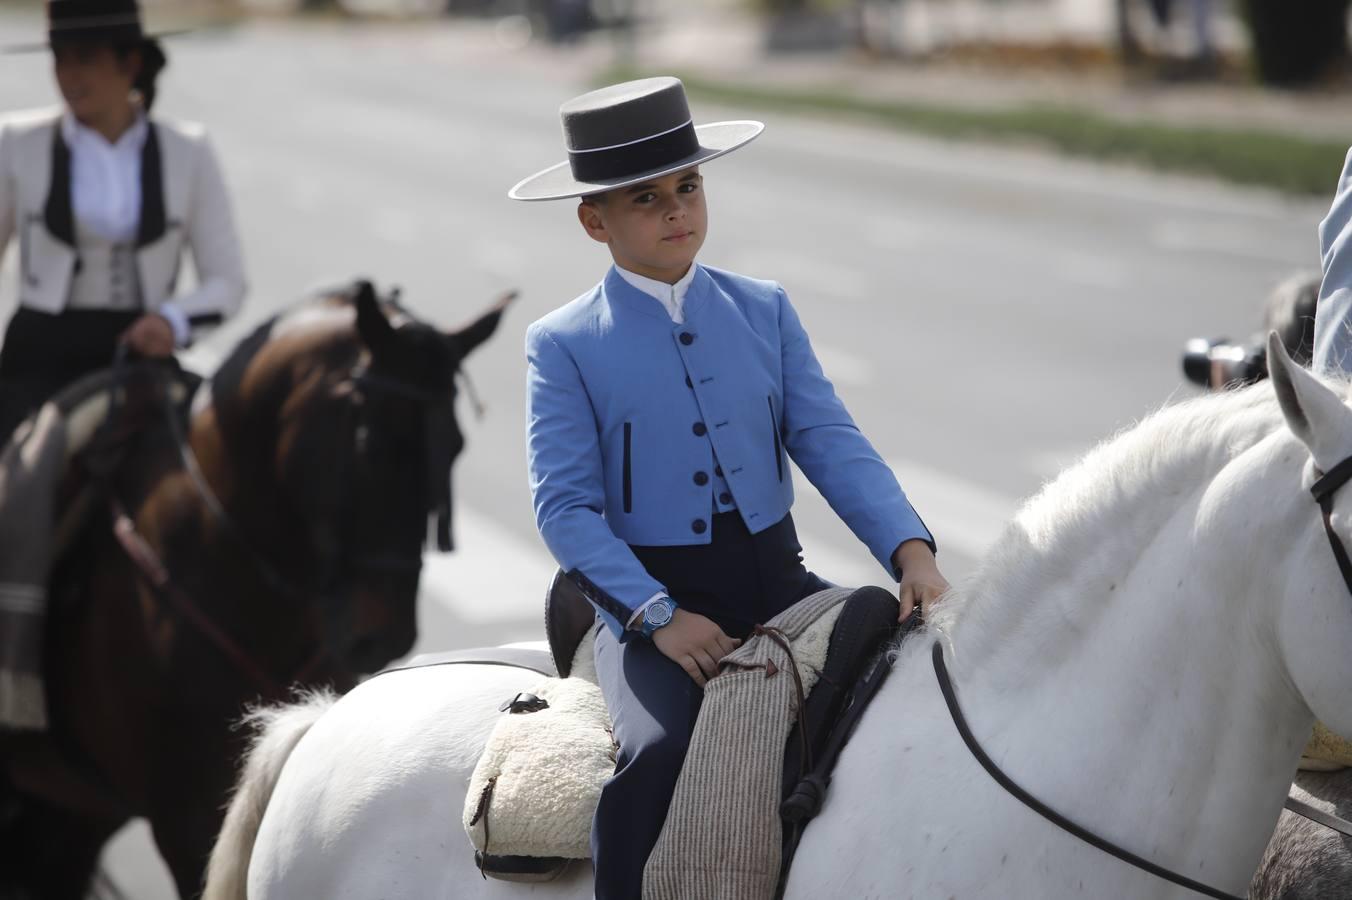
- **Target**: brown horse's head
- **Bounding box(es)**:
[208,280,510,675]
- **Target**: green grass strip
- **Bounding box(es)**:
[601,67,1347,195]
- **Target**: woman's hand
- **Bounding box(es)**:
[893,539,950,621]
[651,609,742,687]
[119,314,176,358]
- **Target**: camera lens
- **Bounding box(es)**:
[1182,338,1216,387]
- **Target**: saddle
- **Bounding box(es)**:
[456,573,904,895]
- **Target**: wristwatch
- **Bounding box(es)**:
[639,596,678,639]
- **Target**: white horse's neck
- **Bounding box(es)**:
[912,388,1317,892]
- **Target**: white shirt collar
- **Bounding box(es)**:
[60,109,149,156]
[60,110,149,243]
[615,263,698,325]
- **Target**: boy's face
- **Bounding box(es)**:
[577,167,707,284]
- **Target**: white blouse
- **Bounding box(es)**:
[58,110,189,344]
[60,110,147,243]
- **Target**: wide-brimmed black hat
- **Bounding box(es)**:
[4,0,192,54]
[509,77,764,202]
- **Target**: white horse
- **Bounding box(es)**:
[204,338,1352,900]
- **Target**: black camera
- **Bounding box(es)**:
[1181,336,1268,388]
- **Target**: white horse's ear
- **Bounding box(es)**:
[1270,331,1352,467]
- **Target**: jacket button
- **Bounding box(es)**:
[685,376,693,389]
[679,332,694,346]
[694,471,709,486]
[692,422,707,437]
[719,492,733,505]
[691,518,707,535]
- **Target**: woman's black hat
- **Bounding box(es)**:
[509,77,764,202]
[5,0,192,54]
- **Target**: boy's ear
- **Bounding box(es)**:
[577,198,610,244]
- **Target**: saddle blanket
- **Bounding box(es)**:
[0,366,194,731]
[461,586,855,885]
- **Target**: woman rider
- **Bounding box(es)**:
[0,0,247,442]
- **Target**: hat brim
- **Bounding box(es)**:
[3,28,196,55]
[508,120,765,202]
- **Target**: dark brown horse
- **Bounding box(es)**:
[0,280,510,899]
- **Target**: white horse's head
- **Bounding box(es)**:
[1269,334,1352,740]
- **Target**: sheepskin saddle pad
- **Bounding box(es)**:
[461,583,902,887]
[1302,722,1352,772]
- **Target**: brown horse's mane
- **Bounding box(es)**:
[209,291,361,434]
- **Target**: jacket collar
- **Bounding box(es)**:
[136,122,166,248]
[44,124,74,247]
[43,115,166,249]
[603,263,713,323]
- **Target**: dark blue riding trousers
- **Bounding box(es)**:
[591,511,829,900]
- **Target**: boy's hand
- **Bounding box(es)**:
[652,609,741,687]
[893,539,949,621]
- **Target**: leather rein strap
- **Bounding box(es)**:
[111,497,301,697]
[928,451,1352,899]
[109,375,326,697]
[1310,456,1352,599]
[932,642,1244,900]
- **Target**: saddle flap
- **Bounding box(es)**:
[545,569,595,679]
[781,585,900,801]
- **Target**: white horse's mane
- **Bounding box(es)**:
[912,380,1340,673]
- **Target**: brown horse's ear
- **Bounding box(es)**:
[354,280,397,357]
[447,290,517,361]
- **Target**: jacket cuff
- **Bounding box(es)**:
[566,569,639,628]
[157,303,192,348]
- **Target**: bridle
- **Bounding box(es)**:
[111,356,457,697]
[932,451,1352,900]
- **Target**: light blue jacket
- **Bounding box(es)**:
[1316,147,1352,374]
[525,264,934,638]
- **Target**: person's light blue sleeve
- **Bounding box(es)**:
[525,322,666,640]
[775,288,935,579]
[1315,147,1352,375]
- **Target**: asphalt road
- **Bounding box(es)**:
[0,12,1330,897]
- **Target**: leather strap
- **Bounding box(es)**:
[933,641,1243,900]
[1310,456,1352,503]
[1311,460,1352,598]
[774,610,921,900]
[1284,794,1352,838]
[374,647,556,679]
[112,497,287,697]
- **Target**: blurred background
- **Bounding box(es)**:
[0,0,1338,894]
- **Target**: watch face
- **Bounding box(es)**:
[646,601,674,628]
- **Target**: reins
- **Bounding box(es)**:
[1310,456,1352,594]
[932,641,1244,900]
[105,367,327,696]
[928,448,1352,899]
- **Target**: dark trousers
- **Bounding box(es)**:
[0,307,140,444]
[591,511,829,900]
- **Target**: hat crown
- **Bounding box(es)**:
[560,77,692,153]
[47,0,143,35]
